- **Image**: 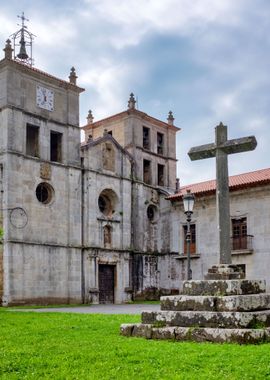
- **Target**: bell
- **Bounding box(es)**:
[17,37,28,60]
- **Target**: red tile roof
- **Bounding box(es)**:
[168,167,270,201]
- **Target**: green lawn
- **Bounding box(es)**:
[1,309,270,380]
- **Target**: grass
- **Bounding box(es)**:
[1,308,270,379]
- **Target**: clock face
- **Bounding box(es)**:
[36,85,54,111]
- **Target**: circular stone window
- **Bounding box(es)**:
[98,194,112,216]
[36,182,54,205]
[147,204,157,221]
[98,189,118,217]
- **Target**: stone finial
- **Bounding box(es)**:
[87,110,94,124]
[167,111,175,126]
[128,93,136,110]
[3,39,13,60]
[175,178,180,193]
[103,129,108,136]
[69,67,77,85]
[87,134,93,143]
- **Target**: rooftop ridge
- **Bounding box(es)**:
[0,58,85,92]
[168,167,270,200]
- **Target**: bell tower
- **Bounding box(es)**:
[0,14,85,306]
[10,12,35,66]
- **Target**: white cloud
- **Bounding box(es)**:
[80,60,135,118]
[81,0,244,48]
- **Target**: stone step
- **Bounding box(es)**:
[182,279,266,296]
[160,293,270,312]
[141,310,270,329]
[120,323,270,344]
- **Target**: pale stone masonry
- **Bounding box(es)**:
[0,43,182,305]
[120,278,270,344]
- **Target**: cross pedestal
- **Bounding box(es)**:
[188,123,257,279]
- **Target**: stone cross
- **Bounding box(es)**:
[188,123,257,265]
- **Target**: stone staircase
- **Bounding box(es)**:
[121,277,270,344]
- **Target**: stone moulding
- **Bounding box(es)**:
[120,279,270,344]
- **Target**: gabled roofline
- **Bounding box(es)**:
[82,108,180,132]
[0,58,85,93]
[81,134,134,162]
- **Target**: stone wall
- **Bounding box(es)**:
[3,243,82,305]
[171,184,270,290]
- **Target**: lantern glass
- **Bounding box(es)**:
[183,191,195,213]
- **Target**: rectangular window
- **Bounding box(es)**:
[50,131,62,162]
[157,132,164,155]
[143,159,151,184]
[232,218,247,250]
[108,131,112,136]
[183,224,196,255]
[26,124,39,157]
[143,127,150,150]
[157,164,165,186]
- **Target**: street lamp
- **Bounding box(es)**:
[183,189,195,280]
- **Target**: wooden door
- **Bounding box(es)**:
[99,265,115,304]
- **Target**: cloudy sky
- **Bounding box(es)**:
[0,0,269,185]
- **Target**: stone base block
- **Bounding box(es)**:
[142,310,270,329]
[161,293,270,312]
[120,323,153,339]
[174,327,270,344]
[120,324,270,344]
[182,279,266,296]
[205,264,245,280]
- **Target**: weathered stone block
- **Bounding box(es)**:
[152,327,175,340]
[215,294,270,312]
[161,295,215,311]
[174,327,270,344]
[161,293,270,312]
[132,323,152,339]
[120,324,134,337]
[142,310,270,329]
[205,264,245,280]
[182,280,266,296]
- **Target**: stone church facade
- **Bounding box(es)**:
[0,40,184,305]
[0,38,269,306]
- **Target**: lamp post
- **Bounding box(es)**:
[183,189,195,281]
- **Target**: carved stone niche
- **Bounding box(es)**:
[102,142,115,172]
[40,163,51,180]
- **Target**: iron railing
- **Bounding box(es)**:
[231,235,254,251]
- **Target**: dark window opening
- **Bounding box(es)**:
[36,182,54,205]
[143,127,150,150]
[26,124,39,157]
[157,132,164,155]
[157,164,165,186]
[143,159,151,184]
[183,224,196,255]
[232,218,248,250]
[147,205,156,221]
[108,131,112,136]
[50,131,62,162]
[98,194,114,216]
